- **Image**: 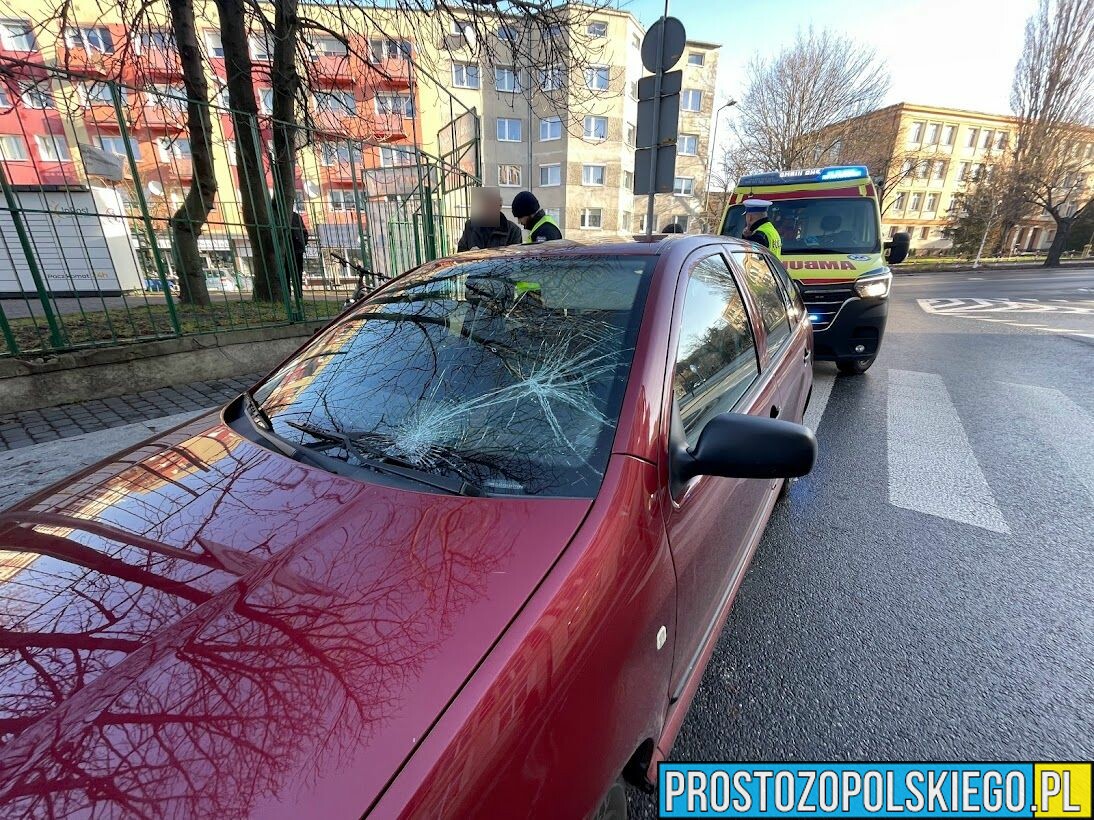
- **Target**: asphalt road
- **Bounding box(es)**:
[632,265,1094,815]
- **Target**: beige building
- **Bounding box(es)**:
[830,102,1094,256]
[418,8,721,237]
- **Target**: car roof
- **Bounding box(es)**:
[445,234,756,261]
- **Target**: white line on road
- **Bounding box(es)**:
[1004,382,1094,502]
[803,370,836,434]
[0,409,214,511]
[886,369,1010,534]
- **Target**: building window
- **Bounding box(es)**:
[909,192,923,211]
[585,65,609,91]
[670,215,689,231]
[673,176,694,196]
[540,65,563,91]
[925,123,940,145]
[140,29,175,53]
[497,117,522,142]
[908,121,924,144]
[583,115,607,141]
[64,26,114,54]
[932,159,947,180]
[621,210,633,231]
[966,127,979,148]
[369,38,410,61]
[35,134,71,162]
[958,161,970,181]
[318,140,352,166]
[316,90,355,116]
[156,137,191,160]
[580,208,603,229]
[375,94,413,116]
[495,67,520,93]
[900,159,914,176]
[995,131,1008,150]
[687,52,704,66]
[98,135,140,160]
[587,21,607,38]
[980,129,994,150]
[582,164,605,185]
[259,87,274,114]
[20,83,54,110]
[329,189,363,211]
[679,134,698,155]
[942,125,956,146]
[380,146,414,167]
[919,226,929,240]
[248,33,270,60]
[497,24,517,41]
[309,36,347,57]
[892,192,906,211]
[624,122,636,147]
[452,62,480,89]
[681,89,702,112]
[632,33,641,49]
[545,207,562,225]
[204,31,224,58]
[628,80,639,99]
[80,82,120,106]
[915,161,929,179]
[539,163,561,186]
[0,20,36,51]
[0,135,28,161]
[498,163,522,187]
[539,116,562,141]
[925,193,939,212]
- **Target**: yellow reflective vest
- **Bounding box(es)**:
[750,220,782,259]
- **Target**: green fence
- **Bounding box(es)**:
[0,58,479,357]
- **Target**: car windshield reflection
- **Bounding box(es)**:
[252,254,655,498]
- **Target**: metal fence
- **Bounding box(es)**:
[0,58,479,357]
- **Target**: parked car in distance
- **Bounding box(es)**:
[0,236,816,818]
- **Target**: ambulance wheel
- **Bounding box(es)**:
[837,356,875,376]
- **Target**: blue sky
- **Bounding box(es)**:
[618,0,1038,116]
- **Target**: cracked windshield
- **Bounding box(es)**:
[252,254,654,497]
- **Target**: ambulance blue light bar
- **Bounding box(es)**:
[738,165,871,186]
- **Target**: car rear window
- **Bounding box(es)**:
[253,254,655,497]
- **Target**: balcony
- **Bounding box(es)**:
[82,103,122,128]
[309,54,355,86]
[313,111,406,142]
[365,58,413,88]
[56,45,118,80]
[139,49,184,82]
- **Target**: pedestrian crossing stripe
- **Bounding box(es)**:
[919,298,1094,315]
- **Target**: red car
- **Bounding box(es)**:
[0,236,815,818]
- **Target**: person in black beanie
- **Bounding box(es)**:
[510,191,562,244]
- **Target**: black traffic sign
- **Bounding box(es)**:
[636,94,680,150]
[634,145,677,195]
[640,16,686,73]
[637,69,682,100]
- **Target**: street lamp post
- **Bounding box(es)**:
[703,99,737,225]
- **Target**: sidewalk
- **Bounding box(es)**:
[0,373,261,451]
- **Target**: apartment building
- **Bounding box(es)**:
[417,9,721,237]
[830,102,1094,255]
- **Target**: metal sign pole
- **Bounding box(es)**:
[644,0,670,238]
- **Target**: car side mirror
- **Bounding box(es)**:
[885,231,910,265]
[675,413,817,482]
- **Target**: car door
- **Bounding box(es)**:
[730,249,810,425]
[662,249,775,701]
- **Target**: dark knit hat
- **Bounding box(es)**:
[510,191,540,219]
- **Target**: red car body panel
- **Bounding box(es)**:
[0,237,813,818]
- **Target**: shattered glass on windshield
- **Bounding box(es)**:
[253,254,654,497]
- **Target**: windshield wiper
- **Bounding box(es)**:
[240,394,348,473]
[285,420,485,497]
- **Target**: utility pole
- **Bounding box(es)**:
[643,0,670,238]
[702,99,737,221]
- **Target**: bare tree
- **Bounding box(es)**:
[730,27,890,173]
[1009,0,1094,267]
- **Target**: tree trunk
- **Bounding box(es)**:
[271,0,300,307]
[1043,214,1073,267]
[167,0,214,307]
[213,0,285,304]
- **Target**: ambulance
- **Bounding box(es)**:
[720,165,909,375]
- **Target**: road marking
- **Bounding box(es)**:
[0,409,213,511]
[1005,383,1094,501]
[919,298,1094,315]
[804,370,836,433]
[886,369,1009,534]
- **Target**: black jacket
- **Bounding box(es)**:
[457,213,523,251]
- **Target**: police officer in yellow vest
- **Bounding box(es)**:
[741,198,782,259]
[511,191,563,244]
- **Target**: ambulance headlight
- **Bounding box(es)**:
[853,271,891,299]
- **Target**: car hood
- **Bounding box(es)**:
[0,414,591,817]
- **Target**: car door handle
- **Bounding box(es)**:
[803,346,811,362]
[770,405,780,418]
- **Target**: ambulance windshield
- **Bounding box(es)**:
[721,197,881,255]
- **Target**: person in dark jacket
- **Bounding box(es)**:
[457,187,523,251]
[510,191,562,244]
[661,222,685,233]
[273,198,308,303]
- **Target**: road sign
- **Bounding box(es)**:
[634,145,677,196]
[640,17,686,72]
[637,69,682,100]
[637,94,680,150]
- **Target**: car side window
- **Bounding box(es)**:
[731,251,791,356]
[673,255,760,445]
[762,254,805,325]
